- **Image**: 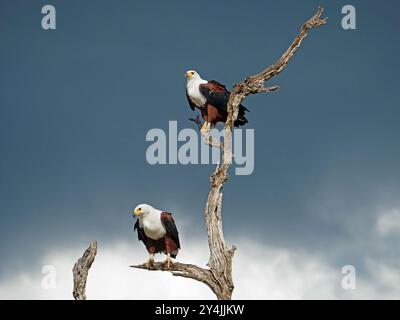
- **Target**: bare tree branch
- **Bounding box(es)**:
[131,6,327,300]
[73,241,97,300]
[229,6,327,123]
[132,262,217,291]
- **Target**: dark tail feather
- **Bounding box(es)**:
[234,104,249,127]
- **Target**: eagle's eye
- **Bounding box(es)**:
[191,72,195,75]
[138,208,141,211]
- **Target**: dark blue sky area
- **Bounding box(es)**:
[0,0,399,278]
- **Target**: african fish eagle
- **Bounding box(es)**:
[133,203,180,269]
[185,70,249,133]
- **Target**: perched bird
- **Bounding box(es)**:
[185,70,249,134]
[133,204,180,269]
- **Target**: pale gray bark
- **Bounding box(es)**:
[72,241,97,300]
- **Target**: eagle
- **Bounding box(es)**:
[133,203,180,269]
[185,70,249,133]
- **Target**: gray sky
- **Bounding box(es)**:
[1,0,400,297]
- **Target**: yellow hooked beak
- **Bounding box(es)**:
[133,208,141,216]
[185,70,195,78]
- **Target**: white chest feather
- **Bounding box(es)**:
[187,79,208,107]
[140,213,166,240]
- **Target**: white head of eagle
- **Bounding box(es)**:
[185,69,249,133]
[133,203,180,268]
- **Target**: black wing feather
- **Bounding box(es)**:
[186,91,196,111]
[134,219,147,243]
[199,81,249,126]
[161,213,181,249]
[199,81,249,114]
[199,83,229,113]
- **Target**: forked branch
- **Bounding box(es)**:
[132,7,327,300]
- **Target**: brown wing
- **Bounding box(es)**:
[160,212,180,249]
[199,80,249,126]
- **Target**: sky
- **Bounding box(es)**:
[0,0,400,299]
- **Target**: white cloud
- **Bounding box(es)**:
[0,239,399,299]
[233,246,338,299]
[367,259,400,284]
[376,209,400,236]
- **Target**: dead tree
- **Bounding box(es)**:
[131,7,327,300]
[72,240,97,300]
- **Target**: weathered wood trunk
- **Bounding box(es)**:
[78,7,327,300]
